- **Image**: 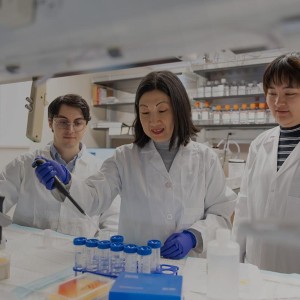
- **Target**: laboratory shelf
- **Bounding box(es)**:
[193,93,264,101]
[194,123,277,130]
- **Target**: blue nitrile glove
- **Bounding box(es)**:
[161,230,196,259]
[33,157,71,190]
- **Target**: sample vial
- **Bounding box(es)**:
[110,235,124,244]
[207,229,240,300]
[97,240,111,274]
[147,240,162,273]
[124,244,138,273]
[73,237,86,271]
[137,246,152,274]
[110,242,124,276]
[85,239,99,272]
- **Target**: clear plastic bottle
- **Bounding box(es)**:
[231,104,240,124]
[200,101,211,124]
[248,103,256,123]
[110,235,124,244]
[73,237,87,271]
[266,103,275,123]
[147,240,161,273]
[229,81,238,96]
[124,244,138,273]
[110,242,124,276]
[137,246,152,274]
[255,102,266,124]
[192,101,201,122]
[222,105,231,124]
[239,103,249,124]
[207,228,240,300]
[97,240,111,274]
[204,81,212,97]
[237,80,246,95]
[213,105,222,124]
[85,239,99,272]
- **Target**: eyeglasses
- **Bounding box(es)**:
[53,117,86,132]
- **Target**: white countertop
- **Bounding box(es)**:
[1,225,300,300]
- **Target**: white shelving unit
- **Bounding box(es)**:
[90,52,281,147]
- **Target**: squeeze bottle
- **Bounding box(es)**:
[207,228,240,300]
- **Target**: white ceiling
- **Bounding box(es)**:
[1,0,300,83]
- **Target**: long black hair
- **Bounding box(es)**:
[133,70,199,149]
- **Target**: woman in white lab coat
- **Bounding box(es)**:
[0,94,120,237]
[35,71,236,258]
[233,54,300,273]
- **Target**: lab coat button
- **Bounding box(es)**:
[165,182,172,188]
[166,214,173,220]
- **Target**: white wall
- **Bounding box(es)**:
[0,73,107,171]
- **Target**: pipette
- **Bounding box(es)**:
[32,159,100,236]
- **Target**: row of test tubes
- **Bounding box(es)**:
[73,235,162,277]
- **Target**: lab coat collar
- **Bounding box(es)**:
[263,126,300,176]
[140,139,190,178]
[42,142,91,166]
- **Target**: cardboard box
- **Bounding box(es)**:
[109,272,182,300]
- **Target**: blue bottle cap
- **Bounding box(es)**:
[73,237,86,246]
[137,246,152,256]
[110,235,124,243]
[124,244,137,254]
[110,242,124,252]
[86,239,98,248]
[98,240,111,249]
[147,240,162,249]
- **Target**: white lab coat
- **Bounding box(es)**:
[232,126,300,273]
[0,143,120,237]
[69,140,236,256]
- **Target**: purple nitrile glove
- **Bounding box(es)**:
[32,156,70,190]
[161,230,196,259]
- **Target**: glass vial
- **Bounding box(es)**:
[73,237,86,271]
[110,242,124,276]
[85,239,99,272]
[137,246,152,274]
[97,240,111,274]
[147,240,161,273]
[124,244,138,273]
[207,229,240,300]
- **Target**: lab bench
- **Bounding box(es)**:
[0,224,300,299]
